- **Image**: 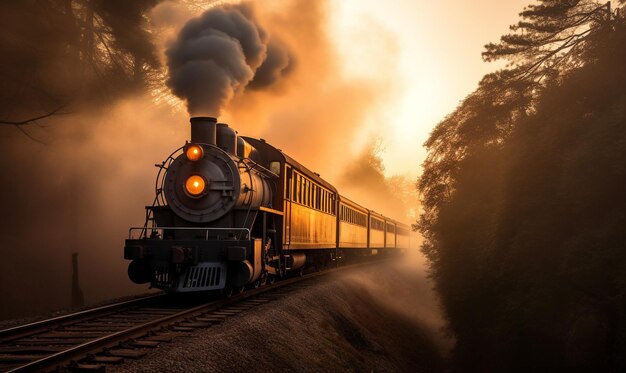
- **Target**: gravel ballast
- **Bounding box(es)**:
[110,255,451,372]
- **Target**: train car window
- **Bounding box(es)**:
[306,180,313,207]
[371,218,383,231]
[294,173,298,203]
[303,180,307,206]
[326,191,329,213]
[327,192,330,213]
[315,185,318,210]
[270,161,281,176]
[316,186,321,210]
[305,179,310,207]
[296,174,302,203]
[326,191,330,213]
[306,180,311,207]
[285,167,292,200]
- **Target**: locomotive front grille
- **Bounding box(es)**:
[153,265,177,289]
[178,262,227,291]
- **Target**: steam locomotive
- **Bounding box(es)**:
[124,117,410,295]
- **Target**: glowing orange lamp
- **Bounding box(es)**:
[184,175,206,197]
[186,145,204,161]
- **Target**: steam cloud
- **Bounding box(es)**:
[166,2,293,116]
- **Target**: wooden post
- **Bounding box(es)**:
[71,253,85,308]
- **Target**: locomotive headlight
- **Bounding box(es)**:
[185,145,204,162]
[184,175,206,197]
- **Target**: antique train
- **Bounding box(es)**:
[124,117,410,295]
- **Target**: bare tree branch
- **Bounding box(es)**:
[14,124,47,144]
[0,105,68,126]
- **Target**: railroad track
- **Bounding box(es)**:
[0,259,380,372]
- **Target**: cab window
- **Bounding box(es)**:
[269,161,281,176]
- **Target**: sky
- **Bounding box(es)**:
[329,0,529,178]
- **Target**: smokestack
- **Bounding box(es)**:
[190,116,217,145]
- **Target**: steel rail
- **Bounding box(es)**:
[3,258,388,372]
[0,293,165,344]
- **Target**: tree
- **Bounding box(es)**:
[0,0,164,140]
[483,0,614,82]
[417,1,626,370]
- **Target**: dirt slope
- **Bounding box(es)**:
[111,256,451,372]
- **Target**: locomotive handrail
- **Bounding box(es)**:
[128,226,251,240]
[239,157,279,178]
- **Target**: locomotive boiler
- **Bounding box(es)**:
[124,117,411,295]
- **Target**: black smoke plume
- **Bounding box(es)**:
[166,2,293,116]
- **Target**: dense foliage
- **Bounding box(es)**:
[418,1,626,371]
[0,0,163,125]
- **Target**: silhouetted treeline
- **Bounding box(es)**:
[418,1,626,371]
[0,0,162,123]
